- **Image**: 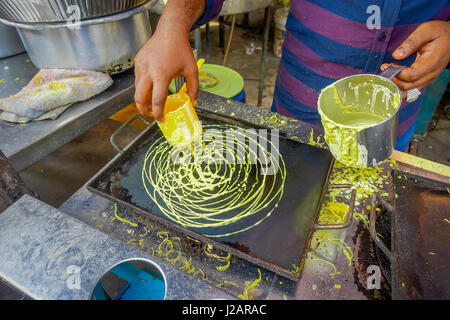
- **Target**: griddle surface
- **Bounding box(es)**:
[392,171,450,299]
[88,114,333,279]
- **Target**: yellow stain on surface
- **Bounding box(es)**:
[109,103,154,130]
[33,73,43,85]
[48,81,67,91]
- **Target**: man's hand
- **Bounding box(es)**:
[134,0,205,122]
[381,21,450,99]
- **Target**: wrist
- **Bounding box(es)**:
[158,0,205,34]
[154,18,191,40]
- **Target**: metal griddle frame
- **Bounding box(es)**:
[87,111,356,281]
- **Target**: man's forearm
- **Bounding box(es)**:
[158,0,206,34]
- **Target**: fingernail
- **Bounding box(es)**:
[394,48,405,57]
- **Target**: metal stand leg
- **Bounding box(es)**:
[258,7,272,107]
[194,28,202,59]
[244,12,250,29]
[219,16,225,49]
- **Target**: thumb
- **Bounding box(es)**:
[393,24,430,60]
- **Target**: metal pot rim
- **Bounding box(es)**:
[0,0,156,30]
[318,73,402,130]
[0,0,149,24]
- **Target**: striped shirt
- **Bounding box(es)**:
[199,0,450,151]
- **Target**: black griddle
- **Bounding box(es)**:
[370,170,450,299]
[87,111,334,280]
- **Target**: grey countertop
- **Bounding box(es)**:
[0,53,135,171]
[0,72,374,299]
[0,194,234,300]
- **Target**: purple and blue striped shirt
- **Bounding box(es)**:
[199,0,450,151]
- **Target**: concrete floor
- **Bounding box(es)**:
[415,102,450,166]
[205,19,281,110]
[17,16,450,209]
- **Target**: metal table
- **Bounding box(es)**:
[0,194,234,300]
[56,92,367,300]
[1,53,448,300]
[0,53,135,171]
[57,91,450,300]
[0,86,448,300]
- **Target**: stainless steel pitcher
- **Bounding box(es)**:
[318,71,403,168]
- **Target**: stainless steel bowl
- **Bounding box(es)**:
[0,0,148,23]
[0,1,156,74]
[0,22,25,58]
[318,74,402,168]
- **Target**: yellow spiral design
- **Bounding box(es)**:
[142,124,286,238]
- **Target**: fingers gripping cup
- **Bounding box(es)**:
[318,74,402,168]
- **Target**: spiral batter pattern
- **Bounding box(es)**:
[142,124,286,238]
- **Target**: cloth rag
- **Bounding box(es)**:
[0,69,113,123]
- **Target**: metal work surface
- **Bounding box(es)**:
[58,93,373,300]
[4,83,446,300]
[150,0,274,15]
[196,91,324,144]
[0,194,233,300]
[61,185,301,299]
[0,61,444,299]
[0,53,135,171]
[391,171,450,299]
[87,110,334,280]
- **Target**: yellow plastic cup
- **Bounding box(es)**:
[157,59,204,150]
[157,93,202,150]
